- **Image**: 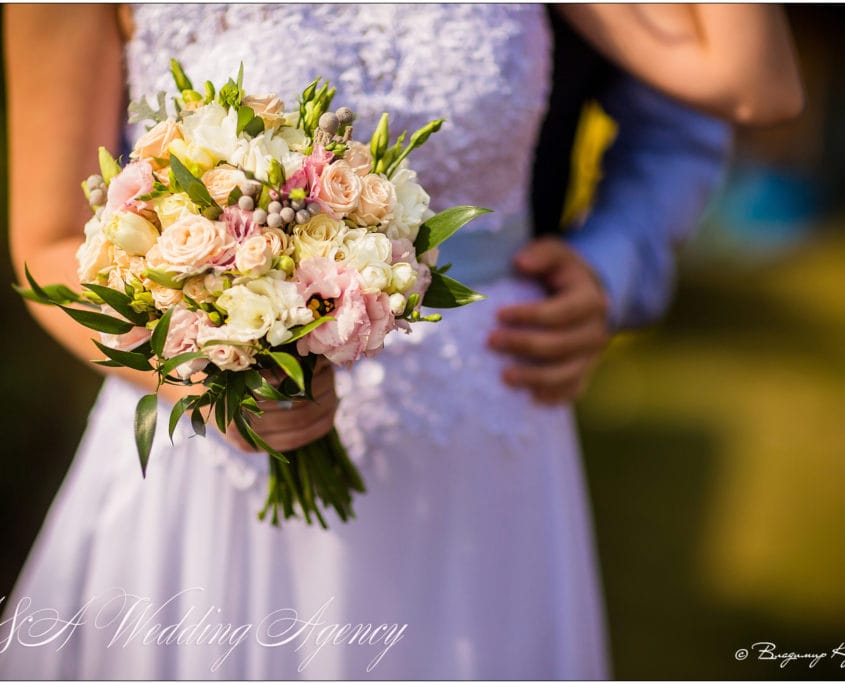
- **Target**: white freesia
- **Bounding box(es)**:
[275,124,309,153]
[76,216,112,282]
[102,211,159,256]
[216,285,277,340]
[228,131,301,182]
[180,102,239,163]
[384,168,433,242]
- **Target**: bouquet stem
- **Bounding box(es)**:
[258,427,366,528]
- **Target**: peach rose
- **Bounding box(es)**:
[131,119,183,168]
[242,94,285,130]
[235,235,273,276]
[152,214,237,277]
[350,173,396,227]
[201,166,250,207]
[261,227,292,258]
[316,160,361,218]
[149,282,184,310]
[343,141,373,177]
[182,275,214,304]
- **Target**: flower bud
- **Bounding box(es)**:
[389,292,406,315]
[390,262,418,293]
[103,212,159,256]
[277,255,296,277]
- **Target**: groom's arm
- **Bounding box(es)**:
[565,74,733,330]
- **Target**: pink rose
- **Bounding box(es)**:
[106,161,155,215]
[294,257,373,365]
[391,238,432,304]
[161,307,210,379]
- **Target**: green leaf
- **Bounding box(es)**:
[414,205,492,254]
[59,306,135,334]
[234,411,289,464]
[98,147,122,183]
[170,58,193,92]
[237,105,255,135]
[134,394,158,477]
[83,283,149,326]
[243,115,265,138]
[226,185,243,207]
[13,282,81,306]
[93,339,154,372]
[127,91,169,126]
[264,352,304,392]
[158,351,207,378]
[150,307,174,358]
[170,155,219,211]
[168,395,194,442]
[422,271,486,309]
[283,316,334,344]
[214,391,228,434]
[23,263,54,303]
[191,405,207,437]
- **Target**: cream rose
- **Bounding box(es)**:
[149,282,184,310]
[150,192,199,230]
[350,173,396,227]
[102,211,159,256]
[153,214,236,277]
[344,141,373,177]
[291,214,347,262]
[316,160,362,217]
[182,275,214,304]
[242,94,285,130]
[201,166,250,207]
[235,235,274,276]
[131,119,183,168]
[261,227,292,258]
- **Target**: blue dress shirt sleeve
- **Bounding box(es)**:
[564,76,733,330]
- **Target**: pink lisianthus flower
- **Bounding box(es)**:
[221,205,260,243]
[363,291,394,356]
[98,304,151,352]
[282,144,335,214]
[161,306,210,379]
[295,257,393,365]
[106,161,155,215]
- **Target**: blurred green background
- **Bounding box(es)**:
[2,6,845,680]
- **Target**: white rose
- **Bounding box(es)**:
[76,216,113,282]
[180,102,239,163]
[235,235,273,276]
[216,285,277,340]
[102,211,159,256]
[384,168,432,242]
[197,324,256,371]
[390,262,418,294]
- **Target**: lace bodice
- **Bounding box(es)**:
[126,4,552,232]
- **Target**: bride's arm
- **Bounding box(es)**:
[559,3,804,126]
[5,6,335,449]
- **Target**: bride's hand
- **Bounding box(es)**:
[488,237,610,404]
[223,358,339,453]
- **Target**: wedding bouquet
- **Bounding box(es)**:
[17,61,488,528]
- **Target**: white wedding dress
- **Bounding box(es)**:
[0,5,609,679]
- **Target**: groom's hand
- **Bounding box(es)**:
[488,237,611,404]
